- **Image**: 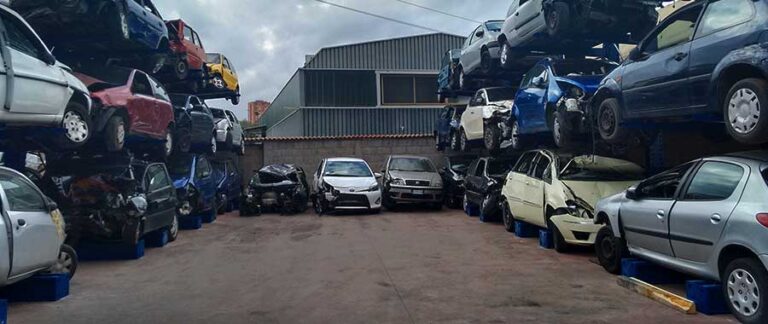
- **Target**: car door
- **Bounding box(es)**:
[504,152,536,221]
[222,56,237,90]
[225,110,243,143]
[0,9,67,116]
[0,170,59,278]
[620,162,696,256]
[514,64,548,132]
[621,4,703,115]
[524,152,551,227]
[461,25,483,74]
[188,97,214,143]
[135,0,165,49]
[464,159,484,203]
[669,161,747,263]
[127,71,156,136]
[687,0,756,109]
[195,156,216,209]
[189,29,206,70]
[513,0,544,39]
[144,164,176,232]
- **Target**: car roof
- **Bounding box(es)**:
[390,155,430,160]
[326,157,366,163]
[723,151,768,164]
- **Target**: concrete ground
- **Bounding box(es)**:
[10,209,735,324]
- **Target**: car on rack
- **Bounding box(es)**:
[75,66,177,157]
[463,156,518,222]
[206,53,240,105]
[592,0,768,146]
[241,164,310,216]
[0,166,76,285]
[503,57,617,150]
[456,20,504,89]
[437,49,461,100]
[434,105,464,152]
[497,0,657,65]
[0,4,93,151]
[11,0,169,71]
[42,156,179,247]
[312,158,382,215]
[156,19,207,92]
[210,107,245,155]
[593,151,768,324]
[440,155,474,209]
[168,153,216,221]
[502,150,644,252]
[170,94,216,154]
[211,158,242,214]
[381,155,443,210]
[458,87,516,152]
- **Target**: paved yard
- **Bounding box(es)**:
[10,209,734,323]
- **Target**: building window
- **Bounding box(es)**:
[381,74,439,105]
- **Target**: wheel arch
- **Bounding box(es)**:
[718,244,760,277]
[712,62,768,115]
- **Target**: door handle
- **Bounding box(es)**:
[656,210,665,220]
[711,214,722,224]
[673,52,688,61]
[17,219,26,227]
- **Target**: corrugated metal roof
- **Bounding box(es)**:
[304,33,466,70]
[246,133,431,143]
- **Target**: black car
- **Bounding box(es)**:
[211,158,242,214]
[40,156,178,247]
[241,164,310,216]
[170,94,216,154]
[463,156,518,221]
[440,155,474,209]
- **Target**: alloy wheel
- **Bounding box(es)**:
[728,268,761,317]
[729,88,761,134]
[500,45,509,67]
[63,111,89,143]
[116,122,126,146]
[213,77,225,90]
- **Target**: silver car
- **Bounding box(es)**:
[382,155,443,209]
[210,107,245,156]
[593,151,768,323]
[456,20,504,89]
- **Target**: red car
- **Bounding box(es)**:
[75,67,177,158]
[158,19,207,92]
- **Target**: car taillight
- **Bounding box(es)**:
[757,213,768,228]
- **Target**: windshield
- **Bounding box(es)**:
[207,53,221,64]
[551,60,617,77]
[485,21,503,32]
[486,88,516,102]
[323,161,372,177]
[167,155,193,176]
[560,158,645,181]
[488,159,515,176]
[389,158,435,172]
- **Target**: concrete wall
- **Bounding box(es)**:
[240,143,264,184]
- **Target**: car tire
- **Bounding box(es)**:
[56,101,92,149]
[481,49,493,74]
[501,199,514,233]
[459,130,470,152]
[724,78,768,145]
[723,257,768,324]
[175,59,189,80]
[484,124,501,152]
[546,2,571,37]
[510,119,526,151]
[104,115,126,152]
[313,196,327,216]
[217,194,227,215]
[450,131,461,151]
[108,4,130,41]
[499,42,513,69]
[548,218,569,253]
[552,110,573,149]
[49,244,78,279]
[479,195,494,223]
[595,226,627,274]
[231,92,240,105]
[159,127,174,160]
[597,98,631,144]
[208,134,218,155]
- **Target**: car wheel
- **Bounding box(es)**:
[479,196,494,222]
[548,218,569,253]
[209,134,217,155]
[510,119,525,151]
[450,131,461,151]
[499,43,513,69]
[481,49,492,74]
[725,78,768,145]
[231,94,240,105]
[484,124,501,152]
[212,75,226,90]
[595,226,627,274]
[175,59,189,80]
[501,199,514,232]
[724,258,768,324]
[175,128,192,154]
[161,129,174,159]
[57,102,92,149]
[104,115,126,152]
[545,2,571,37]
[217,194,227,215]
[460,130,469,152]
[459,68,469,90]
[552,110,572,148]
[167,215,179,242]
[597,98,630,144]
[49,244,77,279]
[313,196,326,215]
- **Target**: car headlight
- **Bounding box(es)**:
[431,181,442,188]
[322,181,334,192]
[569,86,585,99]
[364,184,380,192]
[567,201,594,219]
[390,178,405,186]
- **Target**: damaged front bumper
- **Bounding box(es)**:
[387,185,443,203]
[550,214,603,246]
[322,190,382,210]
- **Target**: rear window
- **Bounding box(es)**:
[207,53,221,64]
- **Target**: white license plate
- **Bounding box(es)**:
[412,190,424,195]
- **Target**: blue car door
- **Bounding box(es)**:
[687,0,756,109]
[194,155,216,211]
[514,63,548,133]
[621,5,702,116]
[125,0,147,46]
[138,0,166,49]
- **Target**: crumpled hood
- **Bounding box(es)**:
[324,176,377,190]
[388,170,441,185]
[561,180,639,210]
[555,75,604,94]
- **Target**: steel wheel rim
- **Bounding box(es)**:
[176,61,188,75]
[164,132,173,155]
[599,235,615,260]
[728,268,761,317]
[729,88,761,134]
[213,77,225,89]
[63,111,89,143]
[599,105,616,135]
[501,45,508,66]
[553,116,562,145]
[511,121,520,148]
[116,122,126,145]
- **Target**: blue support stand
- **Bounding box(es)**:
[179,215,203,230]
[686,280,730,315]
[621,258,685,285]
[0,274,69,302]
[0,299,6,324]
[514,221,539,238]
[465,204,479,217]
[539,229,553,249]
[76,240,145,261]
[201,209,217,223]
[145,229,169,248]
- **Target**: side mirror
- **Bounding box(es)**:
[628,47,649,62]
[475,29,485,38]
[532,76,546,88]
[626,186,639,200]
[44,52,56,65]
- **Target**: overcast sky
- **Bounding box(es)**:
[155,0,512,119]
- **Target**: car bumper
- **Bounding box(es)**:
[550,215,603,246]
[324,191,382,210]
[387,186,443,203]
[215,129,228,142]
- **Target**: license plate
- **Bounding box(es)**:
[413,190,424,195]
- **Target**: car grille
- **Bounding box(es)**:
[405,180,430,187]
[401,193,436,200]
[336,194,370,207]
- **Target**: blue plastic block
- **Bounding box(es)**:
[514,221,539,238]
[179,215,203,230]
[0,299,6,324]
[0,274,69,302]
[539,229,553,249]
[686,280,730,315]
[621,258,684,285]
[465,204,479,217]
[146,229,169,248]
[201,209,217,223]
[77,240,145,261]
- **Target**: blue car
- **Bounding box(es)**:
[502,57,617,149]
[437,49,461,101]
[211,159,242,214]
[592,0,768,146]
[168,153,217,220]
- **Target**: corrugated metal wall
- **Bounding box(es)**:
[258,71,302,128]
[304,33,466,70]
[267,107,442,137]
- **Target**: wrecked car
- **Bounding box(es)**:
[211,158,242,214]
[41,157,179,247]
[381,155,443,210]
[433,105,464,152]
[459,87,516,152]
[457,20,504,88]
[157,19,207,92]
[168,153,216,220]
[464,156,518,222]
[440,155,473,209]
[170,94,216,154]
[501,150,644,252]
[241,164,309,216]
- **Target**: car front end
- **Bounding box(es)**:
[555,76,603,134]
[386,173,443,204]
[320,178,381,211]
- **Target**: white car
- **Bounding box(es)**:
[211,107,245,155]
[0,4,92,149]
[312,158,382,214]
[458,87,515,151]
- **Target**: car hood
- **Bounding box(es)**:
[555,75,604,94]
[561,180,638,210]
[324,176,377,189]
[388,170,441,184]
